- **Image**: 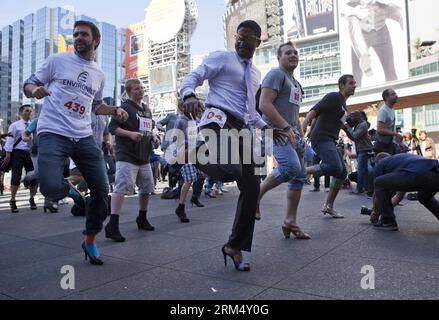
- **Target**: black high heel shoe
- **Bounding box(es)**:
[29,198,37,210]
[82,242,104,266]
[221,245,250,272]
[175,205,190,223]
[44,200,58,213]
[136,216,155,231]
[10,200,19,213]
[190,198,205,208]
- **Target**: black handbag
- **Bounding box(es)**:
[0,137,23,172]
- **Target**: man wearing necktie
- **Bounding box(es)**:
[180,20,282,272]
[1,105,38,213]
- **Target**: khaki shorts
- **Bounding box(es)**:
[114,161,154,195]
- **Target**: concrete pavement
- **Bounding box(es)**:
[0,182,438,300]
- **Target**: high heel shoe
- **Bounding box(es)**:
[136,216,155,231]
[44,200,58,213]
[190,198,205,208]
[221,245,250,272]
[10,200,19,213]
[81,242,104,266]
[175,205,190,223]
[29,198,37,210]
[282,224,311,240]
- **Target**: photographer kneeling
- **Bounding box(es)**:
[373,152,439,231]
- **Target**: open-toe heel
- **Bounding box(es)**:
[282,224,311,240]
[221,246,250,272]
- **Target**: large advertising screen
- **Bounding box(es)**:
[339,0,409,88]
[149,64,176,96]
[57,8,75,53]
[283,0,336,41]
[225,0,268,50]
[125,22,149,79]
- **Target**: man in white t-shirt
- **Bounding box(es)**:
[23,20,128,266]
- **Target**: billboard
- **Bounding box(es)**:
[125,22,149,79]
[339,0,409,88]
[149,64,176,96]
[145,0,186,44]
[225,0,268,50]
[149,92,178,116]
[283,0,336,41]
[57,8,75,53]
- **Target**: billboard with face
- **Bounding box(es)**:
[338,0,409,88]
[125,22,149,79]
[225,0,268,50]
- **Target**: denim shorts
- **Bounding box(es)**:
[273,137,306,191]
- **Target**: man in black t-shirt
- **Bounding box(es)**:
[302,75,357,218]
[105,78,159,242]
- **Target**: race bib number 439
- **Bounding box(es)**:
[62,97,89,119]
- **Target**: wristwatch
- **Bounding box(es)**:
[183,93,197,101]
[282,125,291,132]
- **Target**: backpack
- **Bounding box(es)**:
[255,74,304,116]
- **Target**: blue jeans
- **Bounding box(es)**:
[311,140,347,189]
[273,138,306,190]
[38,133,109,235]
[356,151,370,193]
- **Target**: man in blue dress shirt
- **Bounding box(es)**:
[179,20,269,272]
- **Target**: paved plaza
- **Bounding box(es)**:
[0,181,438,300]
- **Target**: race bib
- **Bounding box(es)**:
[62,96,90,120]
[187,120,198,140]
[199,107,227,129]
[289,86,302,105]
[139,117,152,132]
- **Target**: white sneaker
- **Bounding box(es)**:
[219,187,229,193]
[59,198,69,205]
[322,204,344,219]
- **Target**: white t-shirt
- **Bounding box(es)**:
[30,52,105,139]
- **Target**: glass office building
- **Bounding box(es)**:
[1,26,12,129]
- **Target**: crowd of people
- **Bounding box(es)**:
[0,19,438,270]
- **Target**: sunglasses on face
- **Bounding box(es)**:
[234,34,261,44]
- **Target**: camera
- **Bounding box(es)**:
[360,206,373,216]
[396,125,402,133]
[411,128,418,136]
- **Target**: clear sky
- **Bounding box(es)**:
[0,0,226,55]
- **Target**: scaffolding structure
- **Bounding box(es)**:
[146,0,198,120]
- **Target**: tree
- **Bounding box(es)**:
[412,37,422,60]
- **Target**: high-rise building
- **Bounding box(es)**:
[0,7,125,130]
[1,25,12,128]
